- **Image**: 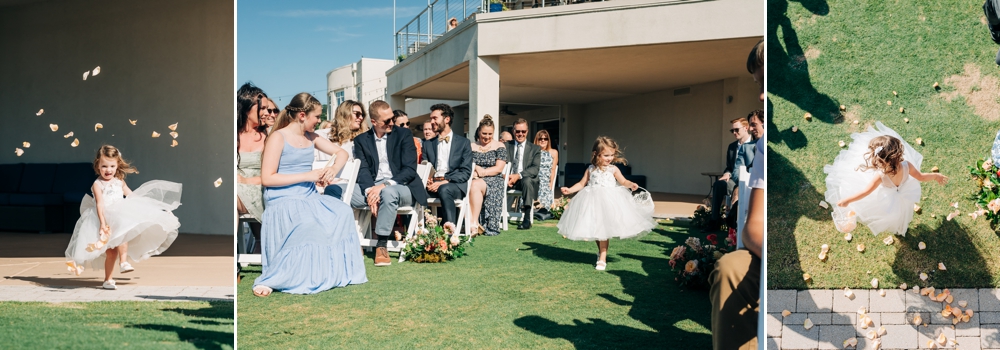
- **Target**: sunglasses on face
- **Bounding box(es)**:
[268,108,279,114]
[514,130,528,134]
[538,138,548,141]
[399,122,410,127]
[730,128,742,133]
[353,111,364,118]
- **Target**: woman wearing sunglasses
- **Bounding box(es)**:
[319,100,368,199]
[534,130,559,210]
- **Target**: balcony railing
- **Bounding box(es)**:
[394,0,485,62]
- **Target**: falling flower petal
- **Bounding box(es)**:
[871,278,879,289]
[803,318,814,330]
[887,100,892,106]
[171,140,178,147]
[946,295,954,304]
[879,289,886,297]
[926,340,936,349]
[791,126,798,133]
[129,119,137,125]
[939,262,947,271]
[839,105,847,111]
[919,242,926,250]
[36,109,43,116]
[920,272,928,281]
[49,124,58,132]
[151,131,160,138]
[899,283,907,290]
[214,178,223,188]
[22,142,30,148]
[931,166,939,172]
[94,123,103,132]
[866,329,877,339]
[819,201,829,209]
[844,337,858,348]
[83,71,89,80]
[845,233,853,241]
[937,333,947,345]
[914,204,922,213]
[803,273,812,283]
[92,66,100,76]
[899,107,905,113]
[839,140,847,147]
[913,314,922,325]
[15,148,24,156]
[168,122,178,131]
[858,306,867,315]
[916,137,923,145]
[921,286,934,296]
[782,309,791,317]
[853,120,859,125]
[931,214,936,218]
[169,131,178,139]
[951,202,959,209]
[959,300,968,308]
[804,112,812,121]
[913,286,920,294]
[845,287,854,298]
[893,91,898,96]
[883,236,894,245]
[962,314,971,323]
[947,210,960,221]
[967,309,974,317]
[877,326,886,336]
[857,244,865,252]
[64,131,73,138]
[860,315,873,329]
[70,138,79,147]
[871,339,881,350]
[933,82,940,89]
[904,118,910,123]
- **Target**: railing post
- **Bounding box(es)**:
[445,0,450,25]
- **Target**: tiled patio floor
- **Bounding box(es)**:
[768,289,1000,350]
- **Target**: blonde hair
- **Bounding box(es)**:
[93,145,138,179]
[475,114,495,143]
[329,100,368,143]
[590,136,626,168]
[858,135,904,176]
[534,130,552,151]
[273,93,323,131]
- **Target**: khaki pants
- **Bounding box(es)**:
[710,249,760,350]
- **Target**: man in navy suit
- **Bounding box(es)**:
[352,100,428,266]
[422,103,473,227]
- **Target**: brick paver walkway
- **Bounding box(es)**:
[0,285,233,302]
[768,289,1000,350]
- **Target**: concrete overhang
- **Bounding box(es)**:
[387,0,764,104]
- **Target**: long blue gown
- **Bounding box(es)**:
[253,138,367,294]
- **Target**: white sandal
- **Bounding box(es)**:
[595,260,607,271]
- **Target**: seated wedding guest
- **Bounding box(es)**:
[236,82,269,254]
[534,130,558,210]
[710,39,764,350]
[505,118,541,229]
[320,100,368,199]
[252,92,365,297]
[422,103,473,227]
[468,115,508,236]
[394,109,422,163]
[709,115,756,230]
[423,122,437,141]
[351,100,427,266]
[500,131,513,142]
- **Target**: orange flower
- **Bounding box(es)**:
[684,260,699,274]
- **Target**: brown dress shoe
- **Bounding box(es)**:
[374,247,391,266]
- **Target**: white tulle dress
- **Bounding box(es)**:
[823,122,923,236]
[65,178,182,273]
[557,165,656,241]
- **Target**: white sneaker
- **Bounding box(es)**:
[102,279,117,290]
[120,262,134,274]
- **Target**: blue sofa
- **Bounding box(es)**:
[0,163,96,233]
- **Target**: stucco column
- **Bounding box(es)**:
[469,55,500,140]
[389,95,406,114]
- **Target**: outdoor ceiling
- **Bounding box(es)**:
[399,37,761,105]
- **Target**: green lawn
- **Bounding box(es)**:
[237,220,717,349]
[768,0,1000,289]
[0,301,233,349]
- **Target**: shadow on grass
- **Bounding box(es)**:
[126,324,233,350]
[5,275,134,288]
[894,220,991,287]
[766,149,828,289]
[162,300,234,320]
[769,0,841,134]
[514,252,712,348]
[520,241,618,264]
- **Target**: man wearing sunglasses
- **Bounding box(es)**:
[709,115,756,230]
[505,118,542,230]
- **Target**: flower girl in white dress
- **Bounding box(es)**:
[824,122,947,236]
[65,145,182,289]
[557,137,656,270]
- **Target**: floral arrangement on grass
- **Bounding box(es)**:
[969,156,1000,231]
[401,210,471,263]
[668,231,737,289]
[549,196,570,220]
[691,204,712,229]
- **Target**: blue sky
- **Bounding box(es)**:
[237,0,430,108]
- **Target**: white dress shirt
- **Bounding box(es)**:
[436,130,453,177]
[749,133,765,190]
[374,132,395,185]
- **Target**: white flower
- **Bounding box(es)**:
[449,234,460,246]
[985,159,994,172]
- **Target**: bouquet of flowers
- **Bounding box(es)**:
[550,196,570,220]
[668,231,737,289]
[969,156,1000,231]
[401,209,472,263]
[691,204,712,229]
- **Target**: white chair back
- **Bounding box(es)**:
[340,159,361,205]
[735,166,750,249]
[416,161,432,189]
[500,163,513,230]
[550,165,558,193]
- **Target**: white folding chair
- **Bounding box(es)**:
[355,162,432,262]
[236,214,261,267]
[735,166,750,249]
[426,171,473,236]
[505,165,533,226]
[500,163,512,230]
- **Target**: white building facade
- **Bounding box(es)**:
[326,58,395,119]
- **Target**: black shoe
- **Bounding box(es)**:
[518,219,532,230]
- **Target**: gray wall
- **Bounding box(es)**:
[0,0,234,235]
